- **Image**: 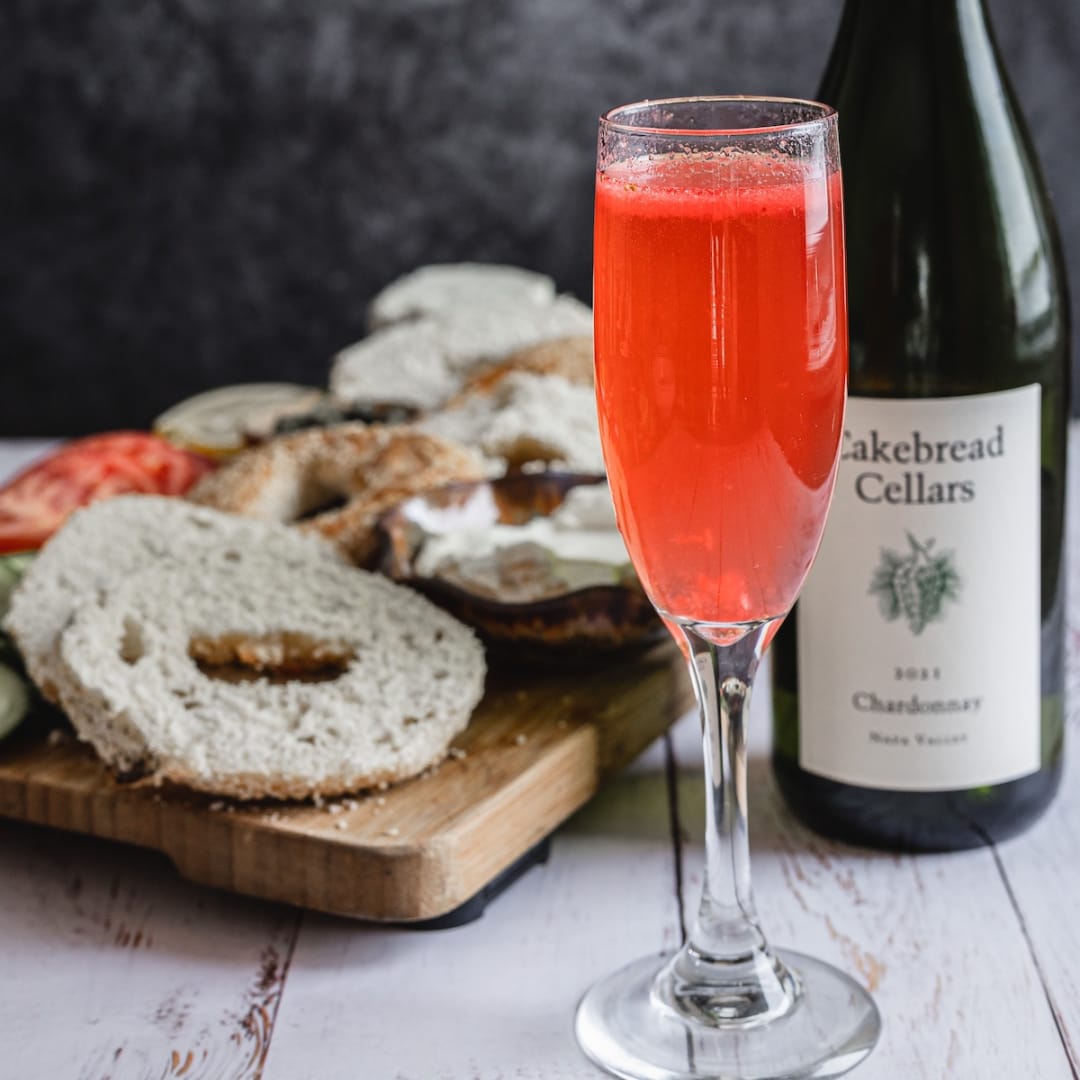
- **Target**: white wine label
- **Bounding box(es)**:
[797,386,1041,791]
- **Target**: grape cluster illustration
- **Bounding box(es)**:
[869,533,961,635]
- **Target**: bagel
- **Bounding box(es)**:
[186,424,488,564]
[331,295,594,411]
[417,371,606,475]
[53,546,486,799]
[450,335,594,403]
[4,495,343,704]
[367,263,557,331]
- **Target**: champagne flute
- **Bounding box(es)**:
[577,97,880,1080]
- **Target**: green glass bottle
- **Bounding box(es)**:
[771,0,1070,849]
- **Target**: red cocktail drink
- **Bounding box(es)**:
[594,158,846,625]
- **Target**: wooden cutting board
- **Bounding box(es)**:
[0,644,693,924]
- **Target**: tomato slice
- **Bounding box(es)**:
[0,432,216,553]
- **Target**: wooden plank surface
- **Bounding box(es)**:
[262,738,682,1080]
[992,742,1080,1078]
[988,443,1080,1077]
[0,819,299,1080]
[672,676,1076,1079]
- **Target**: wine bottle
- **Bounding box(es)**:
[771,0,1070,850]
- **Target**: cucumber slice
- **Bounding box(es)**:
[0,663,29,741]
[0,552,33,616]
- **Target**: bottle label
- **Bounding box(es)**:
[797,386,1041,791]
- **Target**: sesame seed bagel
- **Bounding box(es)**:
[186,423,488,564]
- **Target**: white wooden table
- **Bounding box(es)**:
[0,435,1078,1080]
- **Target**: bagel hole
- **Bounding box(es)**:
[189,632,354,684]
[294,486,350,523]
[120,619,146,665]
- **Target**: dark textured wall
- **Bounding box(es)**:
[2,0,1078,434]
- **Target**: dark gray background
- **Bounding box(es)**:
[2,0,1078,434]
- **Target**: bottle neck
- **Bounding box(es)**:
[820,0,1010,127]
[835,0,989,34]
[822,0,995,95]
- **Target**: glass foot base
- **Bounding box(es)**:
[575,948,880,1080]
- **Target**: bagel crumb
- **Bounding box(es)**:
[334,820,348,831]
[328,803,344,815]
[209,800,225,812]
[375,796,386,807]
[515,733,528,746]
[382,827,400,838]
[343,799,360,811]
[448,747,467,760]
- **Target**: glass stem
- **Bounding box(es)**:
[656,619,798,1026]
[686,621,768,960]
